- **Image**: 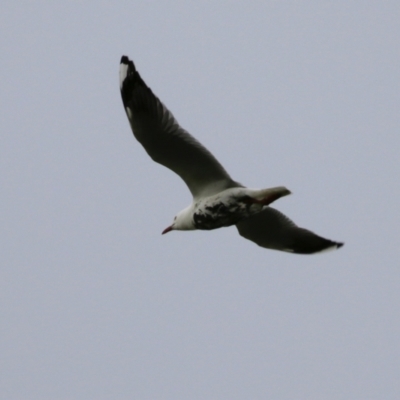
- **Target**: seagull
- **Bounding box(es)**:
[119,55,343,254]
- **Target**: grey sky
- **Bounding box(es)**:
[1,1,399,399]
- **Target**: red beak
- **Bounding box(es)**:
[162,225,173,235]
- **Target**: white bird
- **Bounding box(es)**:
[119,55,343,254]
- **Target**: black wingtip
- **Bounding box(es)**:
[289,236,344,254]
[120,55,129,64]
[119,55,151,109]
[318,240,344,254]
[119,55,137,76]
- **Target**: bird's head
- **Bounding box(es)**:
[162,206,195,234]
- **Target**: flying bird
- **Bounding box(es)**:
[119,55,343,254]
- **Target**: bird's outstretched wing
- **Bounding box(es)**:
[236,207,343,254]
[119,56,239,199]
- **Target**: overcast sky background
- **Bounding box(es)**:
[1,1,399,399]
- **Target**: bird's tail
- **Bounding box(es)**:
[244,186,291,206]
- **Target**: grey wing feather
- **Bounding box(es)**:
[119,56,239,199]
[236,207,344,254]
